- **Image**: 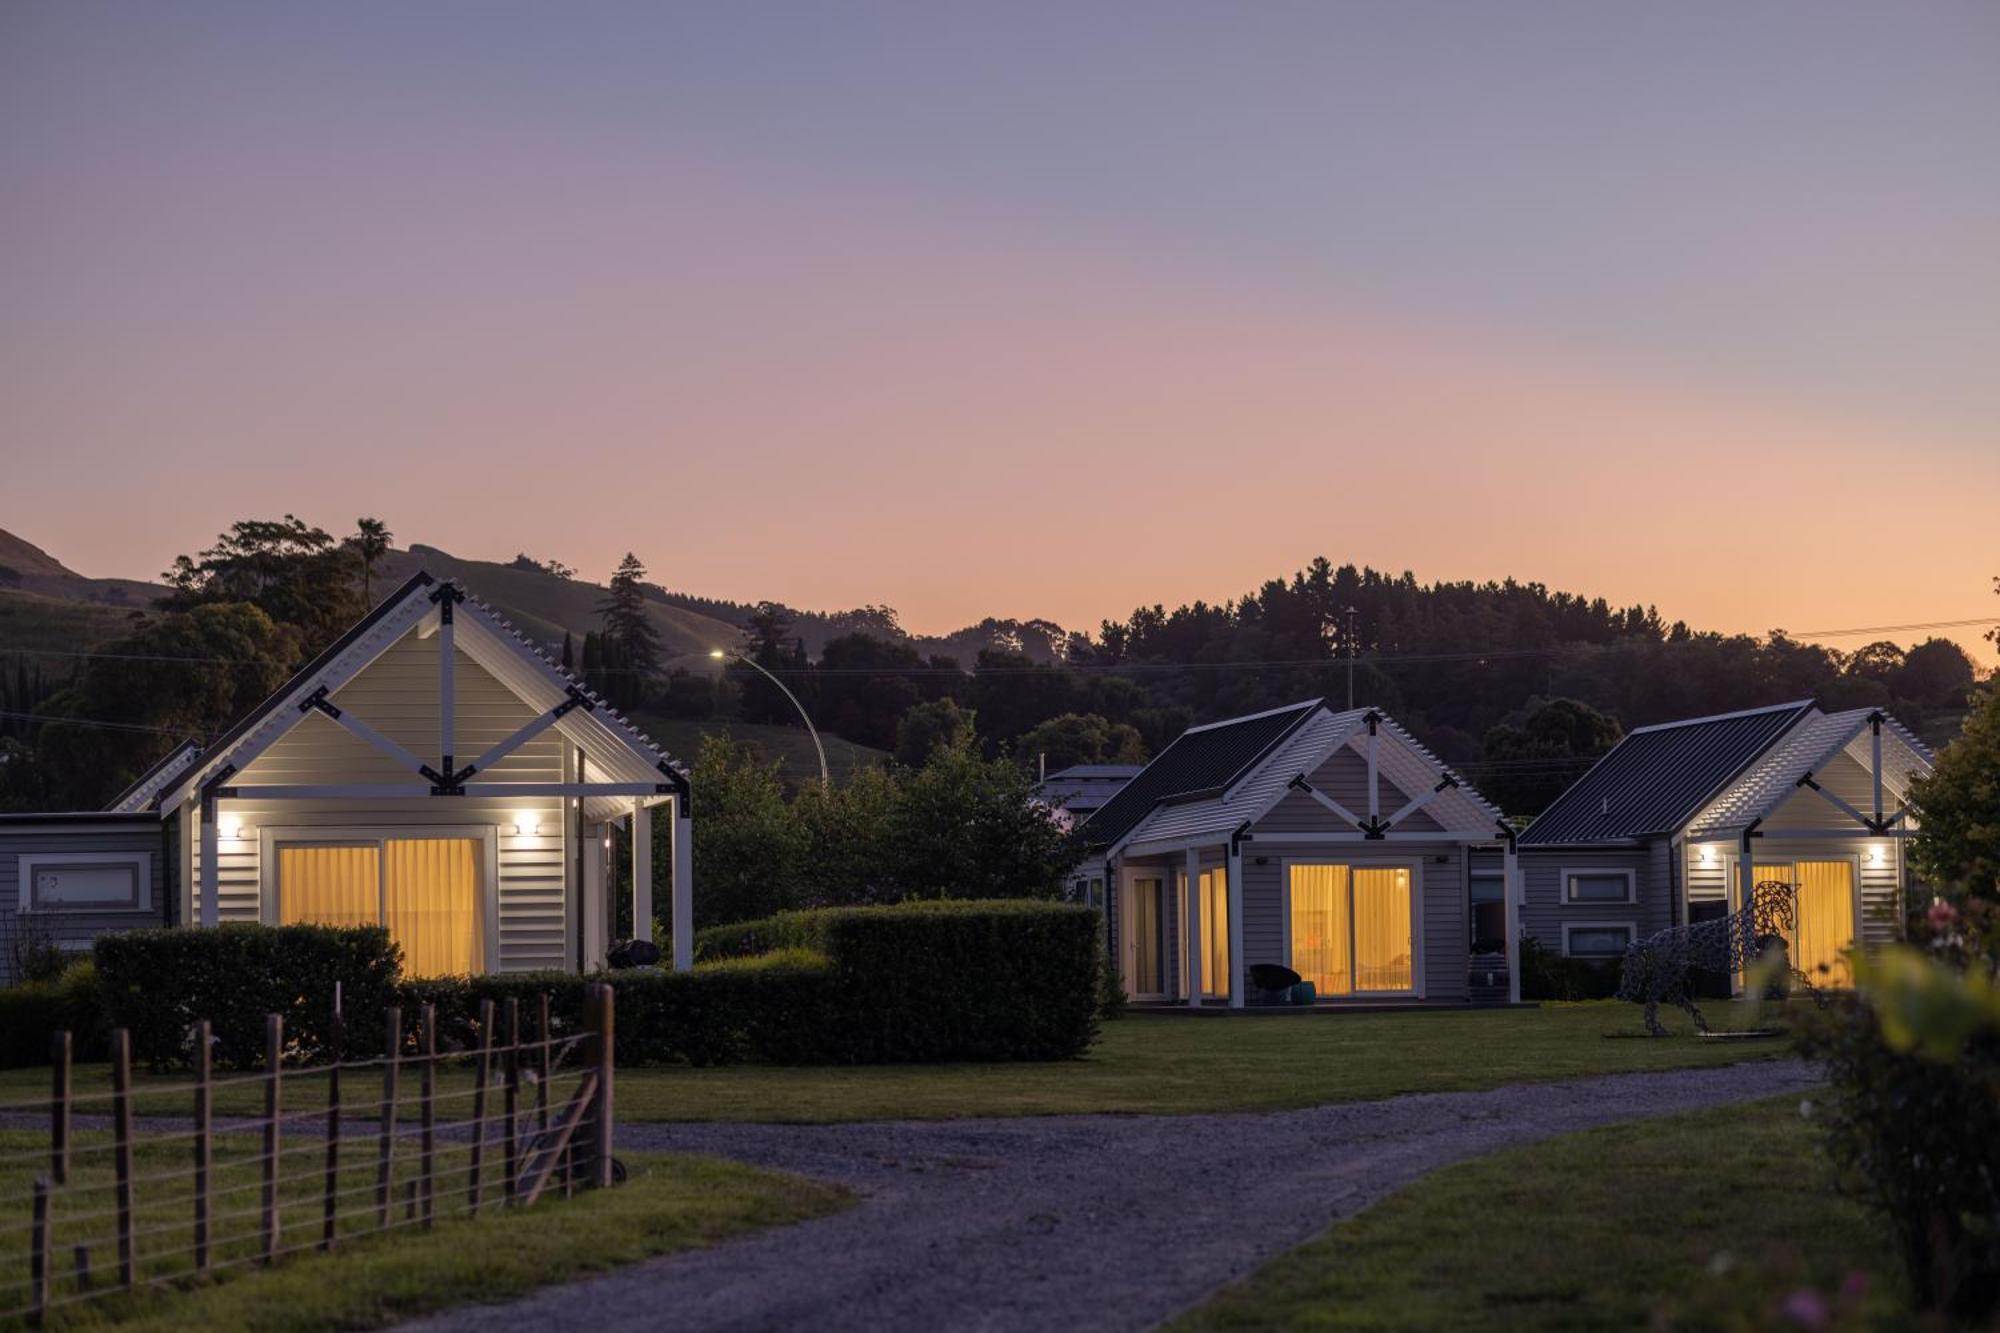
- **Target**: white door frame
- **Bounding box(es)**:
[259,823,501,974]
[1278,856,1427,999]
[1119,865,1169,1001]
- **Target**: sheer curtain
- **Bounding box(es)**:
[1792,861,1855,987]
[1351,868,1413,992]
[1289,864,1351,995]
[385,839,481,977]
[1200,868,1229,998]
[277,845,380,926]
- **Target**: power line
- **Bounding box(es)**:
[0,612,1990,677]
[0,709,193,737]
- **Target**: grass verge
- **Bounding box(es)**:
[2,1000,1793,1125]
[0,1128,845,1331]
[1173,1095,1900,1331]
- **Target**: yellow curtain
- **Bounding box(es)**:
[1200,868,1229,998]
[1352,868,1414,992]
[1791,861,1856,987]
[384,839,481,977]
[1289,864,1351,995]
[278,845,379,927]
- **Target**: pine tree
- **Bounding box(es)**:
[560,631,575,672]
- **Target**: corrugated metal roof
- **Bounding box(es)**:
[1518,700,1815,846]
[1078,701,1320,849]
[1691,708,1934,834]
[1037,765,1143,816]
[106,738,204,814]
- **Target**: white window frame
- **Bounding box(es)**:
[16,853,152,914]
[1561,867,1637,906]
[1278,857,1427,999]
[258,824,500,974]
[1561,921,1636,959]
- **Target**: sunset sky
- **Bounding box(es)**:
[5,3,1996,662]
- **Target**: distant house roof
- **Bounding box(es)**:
[1689,707,1933,836]
[1078,702,1321,850]
[1037,765,1144,818]
[1518,700,1815,847]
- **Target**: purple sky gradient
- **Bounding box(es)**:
[4,3,1996,659]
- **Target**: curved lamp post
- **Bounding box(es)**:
[710,649,830,789]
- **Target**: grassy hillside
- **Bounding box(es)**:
[0,589,143,659]
[628,713,890,785]
[374,545,742,665]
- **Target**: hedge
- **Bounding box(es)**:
[0,962,108,1070]
[57,901,1099,1071]
[95,925,401,1070]
[696,899,1104,1062]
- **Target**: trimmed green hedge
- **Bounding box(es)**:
[95,925,401,1070]
[697,899,1103,1062]
[56,901,1098,1071]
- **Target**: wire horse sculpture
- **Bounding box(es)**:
[1616,880,1806,1037]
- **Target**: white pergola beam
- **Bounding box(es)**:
[1503,841,1521,1005]
[1296,780,1364,829]
[463,703,572,778]
[310,697,433,779]
[1226,839,1245,1010]
[438,596,457,776]
[198,791,219,928]
[1383,778,1453,830]
[632,799,654,944]
[671,796,694,972]
[1801,777,1876,831]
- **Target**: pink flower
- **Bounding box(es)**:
[1839,1269,1869,1301]
[1782,1288,1829,1328]
[1928,899,1958,930]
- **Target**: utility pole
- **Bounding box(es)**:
[1343,606,1359,710]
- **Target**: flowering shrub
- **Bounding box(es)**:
[1793,897,2000,1320]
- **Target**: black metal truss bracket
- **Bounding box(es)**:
[1796,770,1901,834]
[299,685,341,720]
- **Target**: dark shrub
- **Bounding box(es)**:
[0,962,108,1070]
[693,912,822,962]
[1518,936,1621,1001]
[95,924,401,1069]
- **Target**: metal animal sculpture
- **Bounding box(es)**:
[1617,881,1802,1037]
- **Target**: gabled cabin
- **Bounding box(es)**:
[1075,701,1520,1008]
[1516,701,1933,984]
[5,573,694,982]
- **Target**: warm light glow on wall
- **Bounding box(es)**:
[508,814,540,837]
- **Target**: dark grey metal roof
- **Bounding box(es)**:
[1078,702,1321,850]
[1517,700,1814,847]
[1037,765,1143,816]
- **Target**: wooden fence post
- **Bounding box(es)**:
[419,1004,436,1229]
[323,1006,344,1252]
[110,1029,134,1291]
[591,983,614,1191]
[503,997,520,1205]
[468,999,493,1216]
[193,1020,211,1274]
[261,1014,282,1265]
[537,993,552,1133]
[49,1031,69,1187]
[376,1007,401,1230]
[30,1178,51,1324]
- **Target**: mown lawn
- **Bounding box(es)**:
[0,1001,1795,1126]
[1174,1095,1900,1332]
[0,1126,845,1331]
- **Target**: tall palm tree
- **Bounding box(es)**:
[350,517,392,604]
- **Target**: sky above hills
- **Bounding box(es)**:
[4,3,1996,662]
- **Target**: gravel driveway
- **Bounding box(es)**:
[403,1059,1818,1333]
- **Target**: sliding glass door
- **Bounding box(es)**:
[1752,859,1856,987]
[1124,875,1166,999]
[1288,863,1417,997]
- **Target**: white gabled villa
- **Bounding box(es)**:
[0,573,692,983]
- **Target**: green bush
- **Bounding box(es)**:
[0,961,108,1070]
[692,912,822,962]
[94,924,401,1070]
[1518,936,1622,1001]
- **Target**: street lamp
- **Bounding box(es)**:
[710,648,829,789]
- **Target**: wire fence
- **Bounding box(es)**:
[0,986,617,1327]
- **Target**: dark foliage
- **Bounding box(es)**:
[1518,936,1622,1001]
[0,962,107,1070]
[94,924,402,1069]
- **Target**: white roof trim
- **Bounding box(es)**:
[159,577,686,817]
[1183,700,1320,734]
